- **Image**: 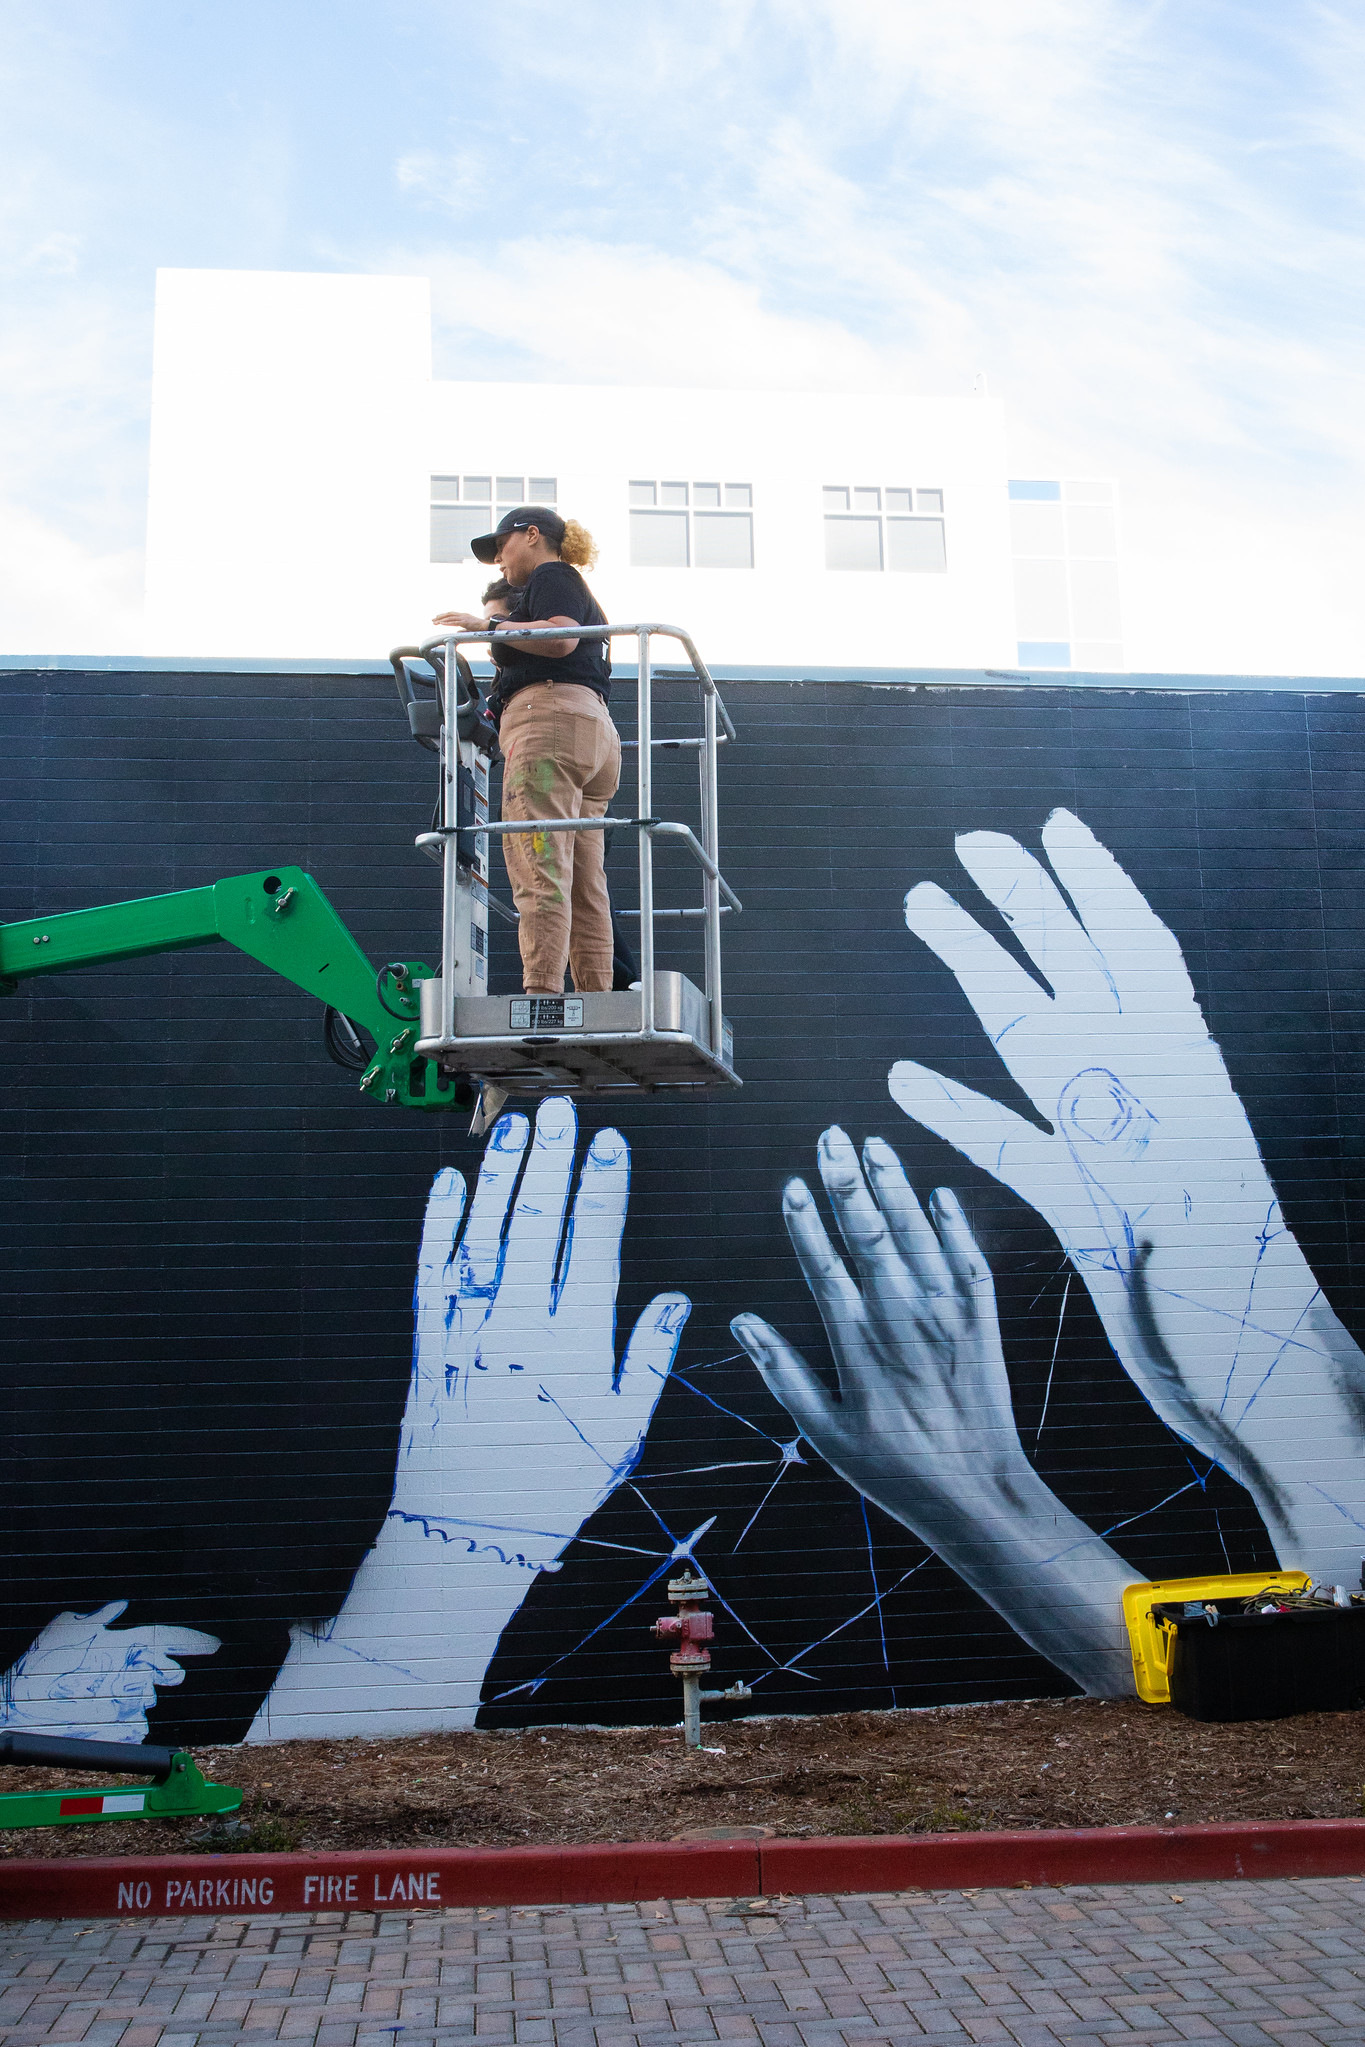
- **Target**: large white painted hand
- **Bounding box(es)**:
[0,1601,220,1741]
[732,1129,1134,1696]
[888,809,1365,1579]
[394,1098,687,1560]
[250,1096,689,1739]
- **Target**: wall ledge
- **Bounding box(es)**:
[2,656,1364,693]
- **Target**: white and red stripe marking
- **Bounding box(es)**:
[58,1793,146,1817]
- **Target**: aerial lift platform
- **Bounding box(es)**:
[389,622,741,1109]
[1,625,741,1118]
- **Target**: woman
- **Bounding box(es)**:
[480,561,638,992]
[435,507,617,997]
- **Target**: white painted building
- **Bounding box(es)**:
[143,269,1123,671]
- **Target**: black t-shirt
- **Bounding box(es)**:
[486,561,611,721]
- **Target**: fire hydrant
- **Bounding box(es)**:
[653,1571,750,1747]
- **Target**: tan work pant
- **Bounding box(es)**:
[498,683,622,993]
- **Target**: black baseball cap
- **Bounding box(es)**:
[470,505,566,564]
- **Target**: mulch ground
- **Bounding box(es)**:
[5,1698,1365,1859]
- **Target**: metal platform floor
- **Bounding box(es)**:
[415,972,738,1095]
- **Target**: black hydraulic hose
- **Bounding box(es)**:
[376,965,417,1020]
[323,1006,371,1072]
[0,1731,179,1781]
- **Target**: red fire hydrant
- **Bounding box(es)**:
[654,1577,714,1669]
[653,1571,748,1746]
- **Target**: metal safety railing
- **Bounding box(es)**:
[414,623,740,1062]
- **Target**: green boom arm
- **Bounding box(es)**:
[0,865,461,1112]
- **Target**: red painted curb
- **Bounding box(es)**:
[2,1820,1363,1921]
[763,1820,1365,1895]
[0,1840,761,1921]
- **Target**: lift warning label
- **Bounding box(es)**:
[510,997,583,1031]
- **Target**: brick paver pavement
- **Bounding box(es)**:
[2,1877,1365,2045]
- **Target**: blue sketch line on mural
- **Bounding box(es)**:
[629,1482,687,1549]
[387,1509,667,1563]
[490,1516,718,1702]
[1135,1274,1330,1365]
[643,1458,777,1479]
[731,1441,806,1553]
[1179,1458,1234,1571]
[670,1370,789,1445]
[446,1112,531,1310]
[535,1384,643,1484]
[1304,1484,1365,1537]
[292,1627,427,1686]
[616,1486,792,1677]
[861,1498,893,1685]
[1218,1200,1283,1416]
[1229,1288,1319,1432]
[1034,1272,1071,1446]
[484,1481,803,1705]
[749,1559,935,1691]
[1059,1069,1156,1161]
[547,1199,578,1324]
[699,1563,806,1678]
[1035,1477,1205,1569]
[1057,1067,1158,1290]
[491,1557,679,1701]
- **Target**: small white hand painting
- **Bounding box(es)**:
[0,1600,220,1742]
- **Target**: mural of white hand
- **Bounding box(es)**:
[398,1098,687,1562]
[250,1095,689,1740]
[889,808,1365,1580]
[732,1130,1135,1696]
[0,1600,220,1741]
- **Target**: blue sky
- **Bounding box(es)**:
[3,0,1363,667]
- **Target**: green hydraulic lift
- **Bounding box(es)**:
[0,863,466,1112]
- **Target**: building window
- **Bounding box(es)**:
[430,475,556,563]
[823,485,946,572]
[1008,477,1122,670]
[629,481,754,568]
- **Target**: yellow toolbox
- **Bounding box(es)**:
[1122,1572,1311,1704]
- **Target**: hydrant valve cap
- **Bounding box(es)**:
[666,1574,710,1600]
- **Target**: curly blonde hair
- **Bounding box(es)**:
[558,519,599,571]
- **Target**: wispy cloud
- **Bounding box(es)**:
[395,151,487,218]
[1,0,1363,668]
[415,236,900,391]
[390,0,1365,671]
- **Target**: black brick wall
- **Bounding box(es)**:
[2,670,1361,1740]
